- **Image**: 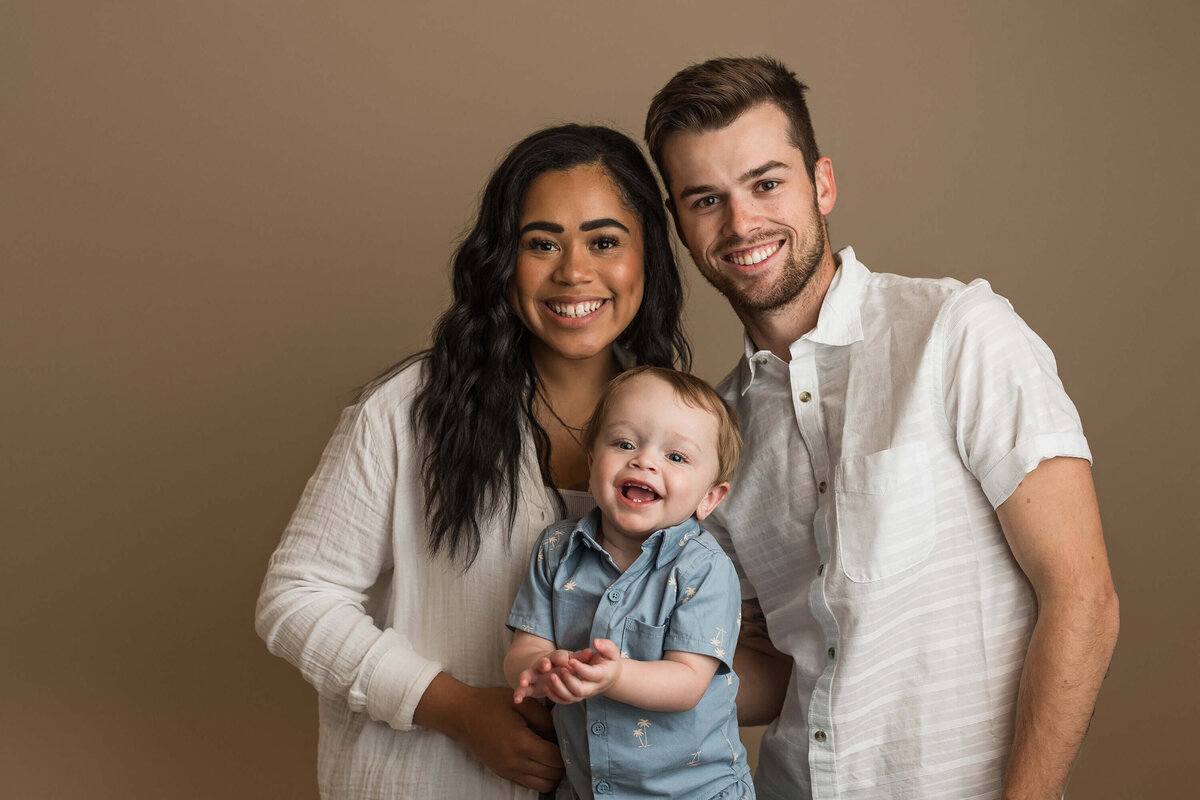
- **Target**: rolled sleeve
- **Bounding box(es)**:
[940,281,1091,508]
[255,398,441,732]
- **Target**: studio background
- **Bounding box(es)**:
[3,2,1196,797]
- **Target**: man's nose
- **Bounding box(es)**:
[722,193,762,239]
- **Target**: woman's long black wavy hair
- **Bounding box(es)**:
[362,124,690,568]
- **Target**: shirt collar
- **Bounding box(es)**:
[737,246,868,394]
[562,509,702,570]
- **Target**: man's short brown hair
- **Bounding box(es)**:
[645,55,821,191]
[582,366,742,484]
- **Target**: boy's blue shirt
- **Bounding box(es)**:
[508,509,753,800]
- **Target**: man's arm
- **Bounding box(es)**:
[732,598,792,726]
[996,456,1119,800]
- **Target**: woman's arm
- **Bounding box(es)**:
[256,388,564,791]
[414,673,563,792]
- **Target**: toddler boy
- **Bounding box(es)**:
[505,366,753,799]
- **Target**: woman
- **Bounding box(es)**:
[255,124,690,798]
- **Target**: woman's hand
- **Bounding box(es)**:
[415,673,564,792]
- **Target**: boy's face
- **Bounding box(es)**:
[588,374,729,546]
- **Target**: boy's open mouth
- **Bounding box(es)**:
[620,482,660,503]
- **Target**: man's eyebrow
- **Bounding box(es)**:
[677,161,790,201]
[519,221,565,235]
[738,160,789,183]
[580,218,629,233]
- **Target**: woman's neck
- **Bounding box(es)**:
[530,344,620,491]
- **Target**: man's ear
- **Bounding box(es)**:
[665,196,688,249]
[814,156,837,216]
[694,482,730,521]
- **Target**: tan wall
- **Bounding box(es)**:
[3,2,1196,797]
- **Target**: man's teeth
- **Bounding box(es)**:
[728,242,781,266]
[548,299,604,318]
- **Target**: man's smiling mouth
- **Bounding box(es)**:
[725,240,782,266]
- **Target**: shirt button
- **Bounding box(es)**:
[608,588,622,602]
[828,647,836,659]
[817,563,825,576]
[595,779,613,794]
[590,721,606,736]
[753,354,768,365]
[813,730,827,742]
[818,481,827,493]
[798,391,812,403]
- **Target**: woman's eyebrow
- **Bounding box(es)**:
[580,218,629,233]
[519,221,565,235]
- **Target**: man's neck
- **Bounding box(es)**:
[739,249,838,362]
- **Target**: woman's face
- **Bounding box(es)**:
[509,164,645,366]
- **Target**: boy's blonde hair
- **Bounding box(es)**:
[582,366,742,484]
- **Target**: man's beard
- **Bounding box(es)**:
[700,208,828,316]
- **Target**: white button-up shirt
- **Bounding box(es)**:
[707,248,1090,799]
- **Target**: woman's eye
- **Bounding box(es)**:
[527,238,557,252]
[593,235,620,250]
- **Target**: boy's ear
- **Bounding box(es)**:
[694,482,730,521]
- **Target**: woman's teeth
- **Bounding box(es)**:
[547,299,604,318]
[728,241,781,266]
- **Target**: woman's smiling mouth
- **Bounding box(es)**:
[544,298,608,319]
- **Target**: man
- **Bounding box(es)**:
[643,56,1119,800]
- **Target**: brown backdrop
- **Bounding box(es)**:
[3,2,1196,797]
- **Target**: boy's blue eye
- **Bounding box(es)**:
[617,441,634,450]
[666,453,685,463]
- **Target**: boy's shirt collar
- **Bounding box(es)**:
[563,508,703,570]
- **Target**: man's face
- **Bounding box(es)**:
[661,102,836,317]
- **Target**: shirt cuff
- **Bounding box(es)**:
[980,432,1092,508]
[361,629,444,731]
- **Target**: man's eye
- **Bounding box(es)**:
[759,180,780,191]
[696,196,718,208]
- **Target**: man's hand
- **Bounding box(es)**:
[732,597,792,726]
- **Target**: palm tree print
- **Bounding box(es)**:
[633,719,651,748]
[710,627,728,659]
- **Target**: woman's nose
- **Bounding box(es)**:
[552,245,595,285]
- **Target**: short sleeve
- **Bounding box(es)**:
[506,525,560,641]
[662,546,742,673]
[940,281,1092,507]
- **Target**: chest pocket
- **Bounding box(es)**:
[621,617,666,661]
[835,440,938,582]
